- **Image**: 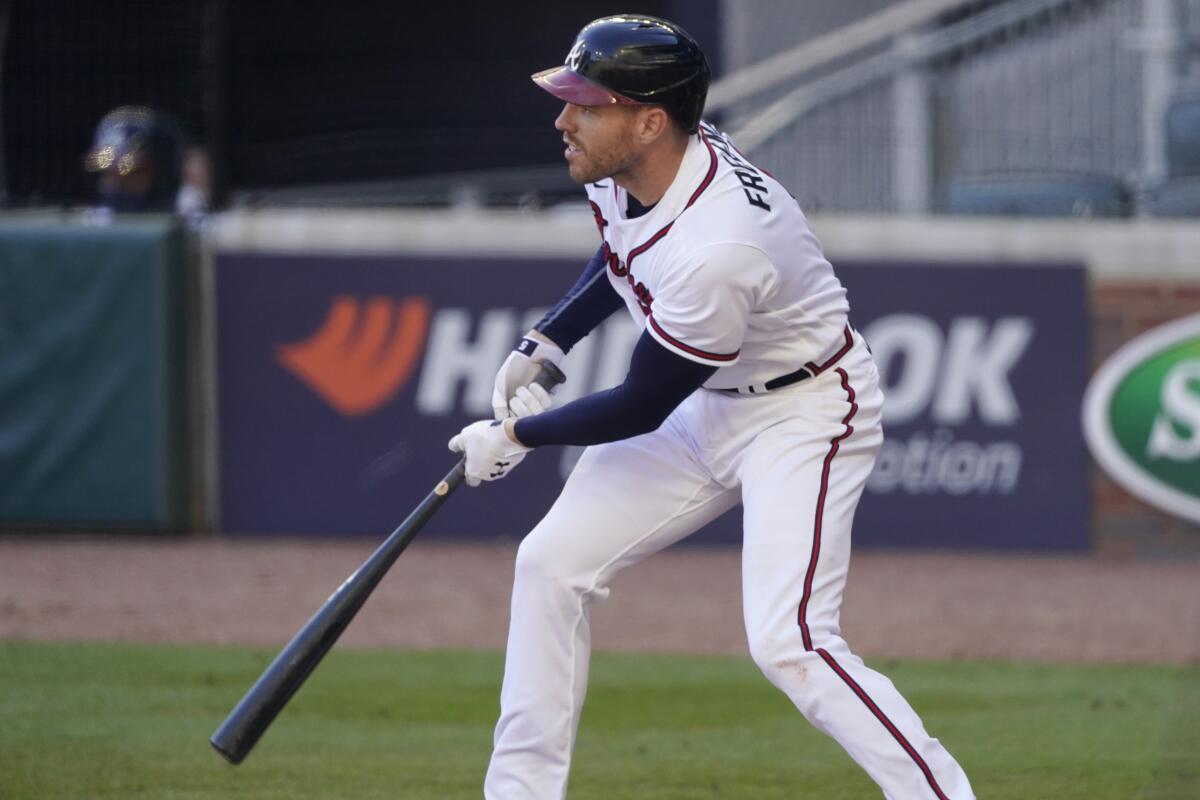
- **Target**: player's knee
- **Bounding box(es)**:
[514,534,553,581]
[513,530,610,605]
[748,637,821,700]
[513,532,576,590]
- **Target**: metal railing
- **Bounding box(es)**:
[717,0,1191,213]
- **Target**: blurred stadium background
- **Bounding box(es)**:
[2,1,1199,797]
[8,0,1200,212]
[1,0,1194,550]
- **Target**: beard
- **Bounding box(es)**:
[566,126,641,184]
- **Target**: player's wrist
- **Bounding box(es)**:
[525,329,559,347]
[517,330,565,362]
[504,417,527,447]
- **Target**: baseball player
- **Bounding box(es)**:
[84,106,184,213]
[449,15,976,799]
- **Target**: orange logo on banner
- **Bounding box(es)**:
[277,296,432,417]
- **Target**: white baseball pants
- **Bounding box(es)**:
[484,341,974,799]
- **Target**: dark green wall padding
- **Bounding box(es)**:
[0,216,189,529]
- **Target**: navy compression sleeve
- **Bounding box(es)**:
[514,330,717,447]
[535,245,624,352]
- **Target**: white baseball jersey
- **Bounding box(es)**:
[585,121,850,388]
[487,121,976,800]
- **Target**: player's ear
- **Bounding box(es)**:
[635,106,671,144]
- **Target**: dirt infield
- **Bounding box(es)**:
[2,536,1198,664]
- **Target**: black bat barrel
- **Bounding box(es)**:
[210,468,457,764]
[210,361,565,765]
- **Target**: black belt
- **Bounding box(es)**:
[712,326,855,396]
[714,365,813,394]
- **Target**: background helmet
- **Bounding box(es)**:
[84,105,183,211]
[532,14,710,134]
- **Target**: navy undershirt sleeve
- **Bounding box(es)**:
[514,330,717,447]
[534,244,624,352]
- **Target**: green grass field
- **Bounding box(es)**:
[1,640,1196,799]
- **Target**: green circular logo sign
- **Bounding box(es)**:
[1083,313,1200,523]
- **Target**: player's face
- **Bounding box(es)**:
[555,103,642,184]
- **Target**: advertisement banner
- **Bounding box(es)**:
[844,261,1089,549]
[1083,313,1200,524]
[216,253,1089,550]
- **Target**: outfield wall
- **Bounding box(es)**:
[207,210,1200,553]
[0,209,1192,551]
[0,217,193,531]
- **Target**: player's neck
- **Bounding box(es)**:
[616,134,689,208]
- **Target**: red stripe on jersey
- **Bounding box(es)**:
[628,222,675,264]
[684,129,719,208]
[647,314,739,362]
[816,648,953,800]
[804,326,854,375]
[625,130,719,273]
[797,367,954,799]
[797,367,858,650]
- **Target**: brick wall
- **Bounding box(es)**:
[1090,280,1200,558]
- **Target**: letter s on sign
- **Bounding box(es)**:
[1147,360,1200,461]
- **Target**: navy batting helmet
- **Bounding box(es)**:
[84,105,183,211]
[532,14,710,134]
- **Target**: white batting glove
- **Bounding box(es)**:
[492,334,565,420]
[509,383,554,418]
[448,419,532,487]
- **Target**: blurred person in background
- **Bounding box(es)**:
[82,105,201,218]
[176,145,212,220]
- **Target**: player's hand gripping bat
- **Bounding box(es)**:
[210,361,567,765]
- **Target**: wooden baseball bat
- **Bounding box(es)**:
[210,361,566,765]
